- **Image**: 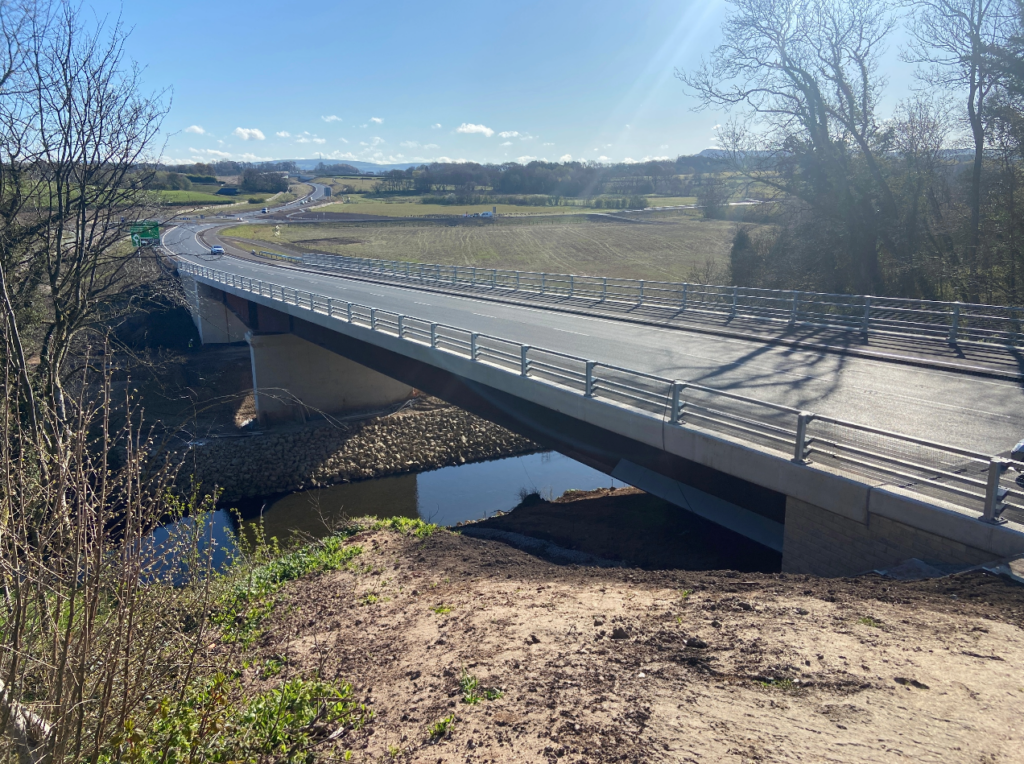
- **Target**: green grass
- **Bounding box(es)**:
[100,674,369,764]
[428,714,457,741]
[156,190,238,205]
[221,211,744,282]
[429,604,453,615]
[318,194,595,218]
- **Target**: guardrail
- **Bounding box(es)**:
[256,250,302,264]
[177,259,1023,524]
[300,253,1024,349]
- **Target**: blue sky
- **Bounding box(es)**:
[93,0,916,167]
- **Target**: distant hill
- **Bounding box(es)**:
[288,159,419,173]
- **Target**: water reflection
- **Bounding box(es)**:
[261,451,617,540]
[154,451,620,571]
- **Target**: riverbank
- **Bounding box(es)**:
[227,517,1024,763]
[173,399,538,504]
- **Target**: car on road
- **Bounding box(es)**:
[261,207,268,213]
[210,245,224,255]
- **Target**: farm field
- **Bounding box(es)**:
[312,176,378,193]
[155,189,235,205]
[221,213,742,281]
[316,196,594,218]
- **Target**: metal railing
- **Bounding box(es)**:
[177,259,1023,524]
[300,252,1024,349]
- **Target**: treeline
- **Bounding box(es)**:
[369,156,724,198]
[240,168,288,193]
[684,0,1024,305]
[314,161,362,176]
[162,159,298,177]
[420,193,648,209]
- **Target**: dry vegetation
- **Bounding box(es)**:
[223,214,743,281]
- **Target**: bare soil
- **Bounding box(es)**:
[244,521,1024,763]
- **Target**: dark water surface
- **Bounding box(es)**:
[153,452,619,570]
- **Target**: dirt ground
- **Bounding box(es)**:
[242,520,1024,763]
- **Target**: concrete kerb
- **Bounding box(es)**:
[190,270,1024,558]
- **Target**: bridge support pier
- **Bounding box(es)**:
[246,331,413,426]
[181,275,249,344]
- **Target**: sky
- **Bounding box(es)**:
[88,0,919,167]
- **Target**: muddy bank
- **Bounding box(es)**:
[173,403,538,504]
[235,522,1024,763]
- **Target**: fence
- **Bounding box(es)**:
[177,260,1023,524]
[301,253,1024,349]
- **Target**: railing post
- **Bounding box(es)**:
[398,314,405,338]
[472,267,476,287]
[492,269,496,289]
[520,345,530,376]
[948,302,961,345]
[680,283,688,311]
[793,412,813,463]
[602,277,608,302]
[730,285,738,318]
[471,332,479,360]
[861,296,872,336]
[670,382,686,424]
[639,280,645,305]
[515,271,520,291]
[585,361,596,397]
[790,291,799,325]
[570,275,575,298]
[327,297,332,317]
[419,263,424,281]
[430,322,438,348]
[347,302,353,323]
[541,273,546,295]
[370,308,377,330]
[981,458,1010,524]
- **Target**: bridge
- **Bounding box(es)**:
[163,211,1024,577]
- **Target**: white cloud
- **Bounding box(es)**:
[296,137,310,144]
[543,142,554,146]
[190,147,231,158]
[498,130,519,138]
[625,124,631,129]
[431,123,442,129]
[660,144,669,149]
[400,141,420,148]
[623,157,636,163]
[370,117,383,124]
[423,143,439,149]
[500,141,512,146]
[185,125,205,134]
[313,138,326,144]
[559,154,572,162]
[340,137,349,144]
[321,115,342,123]
[518,133,536,141]
[233,127,265,141]
[597,156,610,162]
[456,123,494,137]
[641,155,671,162]
[276,131,291,138]
[436,156,469,163]
[517,155,537,163]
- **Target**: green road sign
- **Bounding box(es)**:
[130,221,159,247]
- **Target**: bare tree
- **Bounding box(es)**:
[677,0,902,293]
[0,0,168,436]
[904,0,1017,299]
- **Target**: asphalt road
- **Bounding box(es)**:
[162,221,1024,457]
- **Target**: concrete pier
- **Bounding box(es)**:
[246,331,412,425]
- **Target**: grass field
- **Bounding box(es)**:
[313,176,378,193]
[222,212,743,282]
[156,190,236,205]
[317,195,595,218]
